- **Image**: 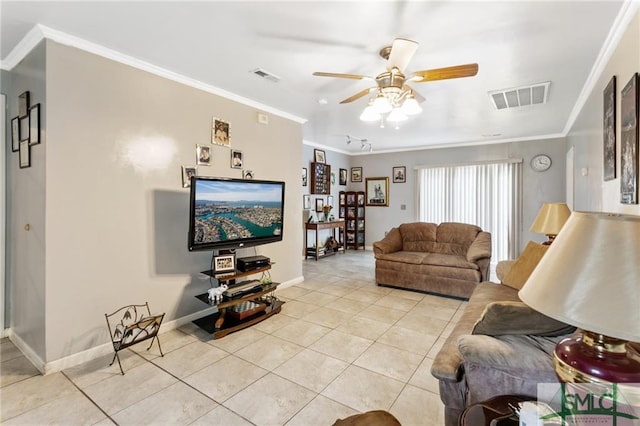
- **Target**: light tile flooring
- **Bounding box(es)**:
[1,251,465,425]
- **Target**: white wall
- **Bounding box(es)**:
[568,9,640,216]
[6,40,303,367]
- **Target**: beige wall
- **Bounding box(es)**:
[568,9,640,215]
[7,40,302,366]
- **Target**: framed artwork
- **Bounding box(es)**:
[197,144,211,166]
[19,140,30,169]
[366,177,389,207]
[29,104,41,146]
[213,253,236,273]
[315,198,324,212]
[231,149,243,169]
[302,167,308,186]
[327,195,334,208]
[243,169,254,179]
[182,166,196,188]
[18,91,29,117]
[212,117,230,146]
[393,166,406,183]
[19,117,29,142]
[620,73,638,204]
[357,193,365,206]
[339,192,345,204]
[11,116,19,152]
[303,194,311,210]
[339,168,347,185]
[314,149,326,164]
[603,76,616,181]
[351,167,362,182]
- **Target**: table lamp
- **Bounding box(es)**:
[519,212,640,385]
[530,202,571,245]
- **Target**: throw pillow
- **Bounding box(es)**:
[501,241,548,290]
[472,301,576,337]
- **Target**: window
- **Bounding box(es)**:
[416,160,523,263]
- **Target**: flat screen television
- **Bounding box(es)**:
[188,176,285,252]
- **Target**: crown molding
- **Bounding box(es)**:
[1,24,307,125]
[564,0,640,134]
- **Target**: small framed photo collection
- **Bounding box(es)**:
[10,91,41,169]
[213,253,236,273]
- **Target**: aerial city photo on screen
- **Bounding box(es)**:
[193,180,283,245]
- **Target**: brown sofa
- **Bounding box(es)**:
[373,222,492,299]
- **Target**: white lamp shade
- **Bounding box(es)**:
[519,212,640,343]
[371,94,392,114]
[359,105,381,122]
[387,107,408,122]
[401,96,422,115]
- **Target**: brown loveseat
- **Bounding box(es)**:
[373,222,492,299]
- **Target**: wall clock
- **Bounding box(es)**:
[531,154,552,172]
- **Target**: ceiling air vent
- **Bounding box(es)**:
[489,81,550,110]
[250,68,280,83]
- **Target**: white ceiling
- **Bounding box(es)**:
[0,1,631,153]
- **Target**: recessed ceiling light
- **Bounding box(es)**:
[317,98,328,105]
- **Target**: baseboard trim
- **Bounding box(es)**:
[8,306,217,375]
[278,275,304,290]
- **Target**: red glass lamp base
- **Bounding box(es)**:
[554,331,640,383]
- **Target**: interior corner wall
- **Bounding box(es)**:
[567,9,640,216]
[5,41,47,361]
[42,40,302,364]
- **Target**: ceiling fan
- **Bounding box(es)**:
[313,38,478,123]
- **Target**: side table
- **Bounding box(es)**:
[459,395,533,426]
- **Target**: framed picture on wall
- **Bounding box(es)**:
[197,144,211,166]
[212,117,230,146]
[314,149,326,164]
[603,76,616,181]
[182,166,196,188]
[19,140,31,169]
[393,166,406,183]
[315,198,324,212]
[231,149,243,169]
[302,167,308,186]
[303,194,311,210]
[29,104,41,146]
[620,73,638,204]
[339,168,347,185]
[11,116,19,152]
[18,91,29,117]
[365,177,389,207]
[351,167,362,182]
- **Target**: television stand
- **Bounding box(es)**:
[193,264,283,338]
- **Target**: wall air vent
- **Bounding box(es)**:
[489,81,550,110]
[250,68,281,83]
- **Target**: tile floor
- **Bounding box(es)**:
[1,251,465,425]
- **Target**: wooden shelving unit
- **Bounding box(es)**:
[339,191,365,250]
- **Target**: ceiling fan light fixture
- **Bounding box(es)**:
[387,107,408,123]
[401,95,422,115]
[371,93,393,114]
[360,103,381,122]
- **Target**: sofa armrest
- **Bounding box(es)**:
[466,231,492,263]
[373,227,403,256]
[496,260,517,282]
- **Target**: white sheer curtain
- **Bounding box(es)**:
[416,160,523,263]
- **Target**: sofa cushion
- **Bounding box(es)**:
[376,251,429,265]
[435,222,482,256]
[472,301,576,336]
[502,241,549,290]
[423,253,479,270]
[399,222,437,252]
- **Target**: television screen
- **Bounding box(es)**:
[188,176,285,251]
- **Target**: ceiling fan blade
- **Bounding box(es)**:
[313,72,371,80]
[411,63,479,82]
[340,87,376,104]
[387,38,419,72]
